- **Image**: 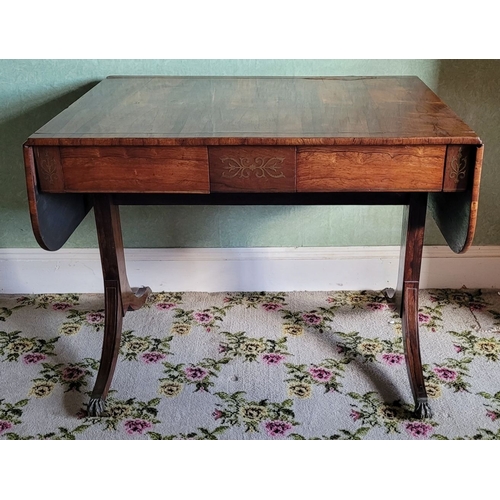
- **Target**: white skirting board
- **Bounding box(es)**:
[0,246,499,294]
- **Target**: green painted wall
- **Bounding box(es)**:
[1,59,498,249]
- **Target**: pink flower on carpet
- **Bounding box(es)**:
[141,352,167,364]
[124,419,153,435]
[156,302,176,311]
[433,367,458,382]
[193,312,214,324]
[52,302,72,311]
[350,410,362,421]
[184,366,209,381]
[302,313,322,325]
[212,410,223,420]
[61,366,86,381]
[336,345,346,354]
[366,303,388,311]
[86,312,105,324]
[381,353,405,366]
[263,420,293,437]
[486,410,498,421]
[308,366,333,382]
[404,421,434,439]
[0,420,13,435]
[262,303,283,311]
[469,303,486,311]
[453,344,463,353]
[23,353,46,365]
[418,313,431,324]
[261,353,285,365]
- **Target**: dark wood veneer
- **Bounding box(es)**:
[297,145,446,192]
[209,146,296,193]
[26,76,481,147]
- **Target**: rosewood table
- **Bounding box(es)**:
[23,76,483,419]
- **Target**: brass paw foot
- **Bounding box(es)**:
[414,400,432,419]
[87,397,106,417]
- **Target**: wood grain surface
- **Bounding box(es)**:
[37,146,210,193]
[297,145,446,192]
[442,145,475,192]
[209,146,296,192]
[26,76,481,147]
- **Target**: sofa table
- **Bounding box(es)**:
[23,76,483,418]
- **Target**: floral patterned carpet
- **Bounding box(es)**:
[1,288,500,440]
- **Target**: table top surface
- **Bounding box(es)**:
[27,76,481,147]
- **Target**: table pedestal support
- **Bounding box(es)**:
[87,195,150,417]
[86,193,432,419]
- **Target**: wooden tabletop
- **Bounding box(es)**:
[26,76,481,147]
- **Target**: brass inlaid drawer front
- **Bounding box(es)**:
[443,145,474,192]
[296,146,446,192]
[209,147,296,192]
[35,146,210,193]
[34,147,65,191]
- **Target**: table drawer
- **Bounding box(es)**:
[34,146,210,193]
[297,146,446,192]
[443,145,475,192]
[209,147,296,192]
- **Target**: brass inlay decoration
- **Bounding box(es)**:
[450,147,467,184]
[39,150,59,185]
[220,157,286,179]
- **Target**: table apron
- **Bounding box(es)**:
[32,144,472,194]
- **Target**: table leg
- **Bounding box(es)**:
[87,195,151,417]
[394,193,432,419]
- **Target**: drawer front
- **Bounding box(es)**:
[35,146,210,193]
[297,146,446,192]
[443,145,475,192]
[209,147,296,192]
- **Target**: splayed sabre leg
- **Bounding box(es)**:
[392,193,432,419]
[87,195,151,417]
